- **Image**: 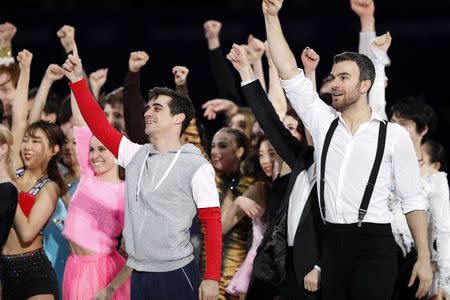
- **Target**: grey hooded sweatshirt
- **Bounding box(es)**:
[120,142,212,272]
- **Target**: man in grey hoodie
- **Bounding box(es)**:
[63,43,222,300]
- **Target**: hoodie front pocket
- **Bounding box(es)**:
[136,213,172,260]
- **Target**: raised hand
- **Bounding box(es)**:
[226,44,251,73]
[301,47,320,73]
[372,32,392,53]
[56,25,75,54]
[0,22,17,47]
[246,35,266,65]
[45,64,65,82]
[172,66,189,86]
[128,51,149,73]
[16,50,33,71]
[89,68,108,99]
[262,0,284,16]
[203,20,222,41]
[62,42,84,83]
[350,0,375,19]
[202,98,238,120]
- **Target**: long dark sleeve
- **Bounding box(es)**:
[123,71,148,144]
[208,47,243,105]
[0,183,18,247]
[242,80,307,169]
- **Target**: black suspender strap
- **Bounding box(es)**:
[357,121,388,226]
[319,119,388,226]
[319,118,339,220]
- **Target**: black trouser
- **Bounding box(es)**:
[131,260,200,300]
[281,247,302,299]
[392,246,426,300]
[321,222,398,300]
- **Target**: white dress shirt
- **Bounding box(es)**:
[359,31,391,120]
[287,164,316,246]
[281,71,427,224]
[390,172,450,294]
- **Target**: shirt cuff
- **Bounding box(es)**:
[280,69,305,89]
[314,265,321,272]
[401,196,428,215]
[240,78,257,87]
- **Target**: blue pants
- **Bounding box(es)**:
[131,260,200,300]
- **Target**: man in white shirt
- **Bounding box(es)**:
[261,0,433,299]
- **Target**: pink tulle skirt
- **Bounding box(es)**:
[62,250,130,299]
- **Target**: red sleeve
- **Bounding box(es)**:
[69,79,123,157]
[197,207,222,281]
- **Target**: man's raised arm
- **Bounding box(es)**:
[62,42,123,158]
[263,0,299,80]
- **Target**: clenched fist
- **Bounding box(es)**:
[57,25,75,54]
[16,50,33,70]
[89,68,108,98]
[301,47,320,73]
[172,66,189,86]
[45,64,65,82]
[203,20,222,40]
[246,35,265,65]
[226,44,251,74]
[350,0,375,18]
[372,32,392,53]
[129,51,149,73]
[262,0,284,16]
[0,22,17,47]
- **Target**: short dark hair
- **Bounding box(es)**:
[333,51,376,94]
[148,87,195,136]
[43,93,61,116]
[0,63,20,88]
[423,140,447,172]
[57,95,72,125]
[389,96,437,140]
[104,87,124,108]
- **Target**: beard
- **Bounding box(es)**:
[331,86,361,112]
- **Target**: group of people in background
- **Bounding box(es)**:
[0,0,449,300]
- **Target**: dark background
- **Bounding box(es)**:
[2,0,450,162]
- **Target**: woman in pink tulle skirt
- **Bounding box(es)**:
[62,106,130,299]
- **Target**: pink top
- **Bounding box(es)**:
[63,127,125,254]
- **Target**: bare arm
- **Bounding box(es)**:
[247,35,267,92]
[28,64,65,124]
[265,44,287,118]
[405,210,433,298]
[14,182,59,243]
[300,47,320,92]
[94,265,132,300]
[89,68,108,100]
[11,50,32,168]
[263,0,299,80]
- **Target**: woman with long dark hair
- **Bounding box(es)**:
[1,50,65,299]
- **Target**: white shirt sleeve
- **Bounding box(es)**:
[117,136,144,168]
[280,70,336,142]
[428,173,450,293]
[392,126,427,214]
[358,32,390,120]
[191,164,220,209]
[359,32,377,57]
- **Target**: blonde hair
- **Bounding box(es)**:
[0,125,16,181]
